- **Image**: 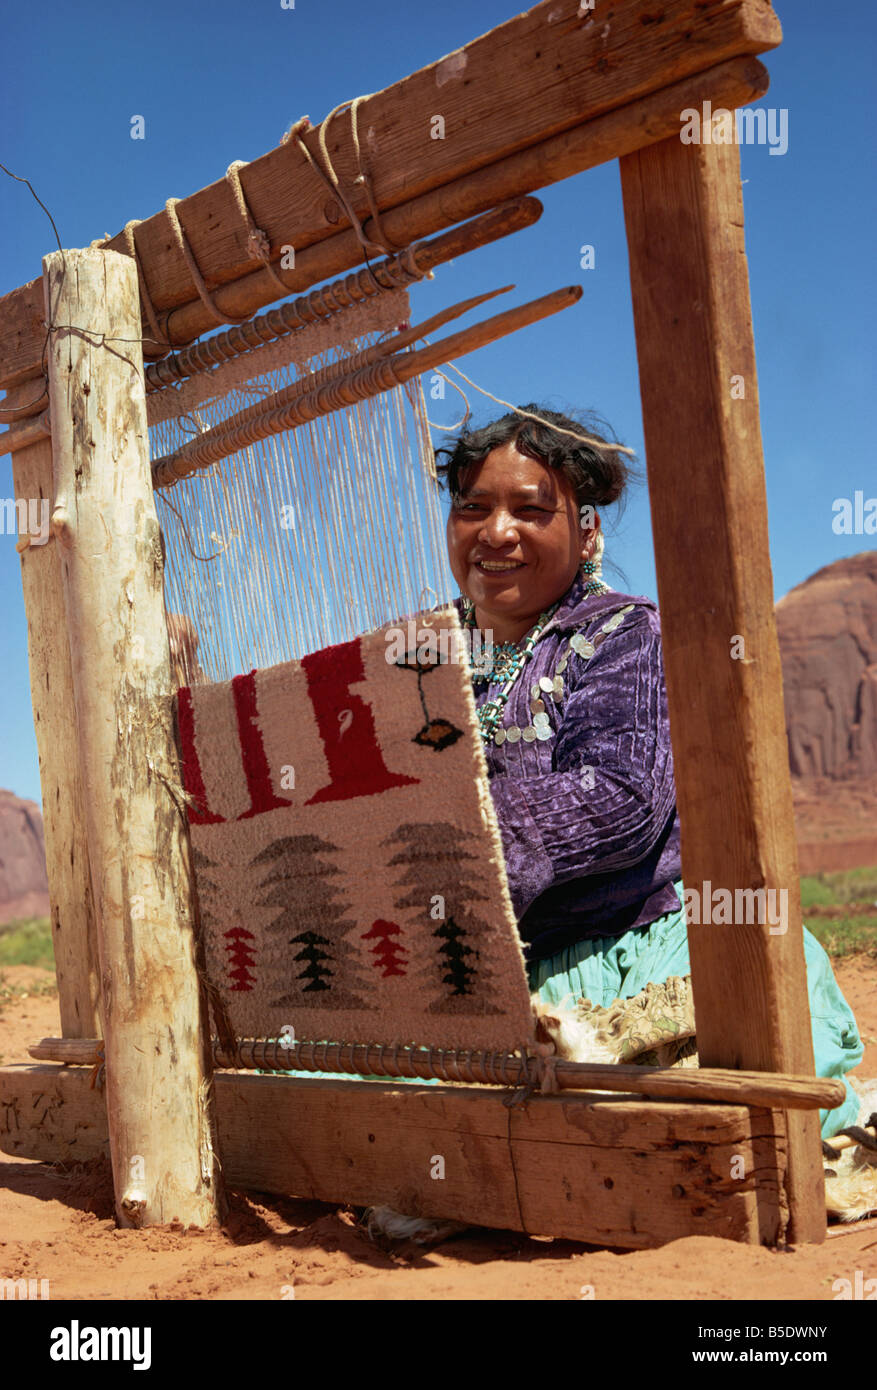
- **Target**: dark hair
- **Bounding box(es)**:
[434,404,635,516]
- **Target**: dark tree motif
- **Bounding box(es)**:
[433,915,476,996]
[382,821,503,1017]
[251,833,372,1010]
[288,929,334,993]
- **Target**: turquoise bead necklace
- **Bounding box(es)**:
[462,599,559,743]
[462,561,609,745]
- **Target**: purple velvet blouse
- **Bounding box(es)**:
[452,572,682,963]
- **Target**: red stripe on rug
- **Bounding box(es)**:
[177,686,226,825]
[303,638,419,804]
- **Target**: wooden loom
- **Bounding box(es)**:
[0,0,834,1250]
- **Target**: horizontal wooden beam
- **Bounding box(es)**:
[144,55,774,362]
[28,1036,847,1111]
[0,1063,788,1247]
[0,407,50,458]
[0,0,780,388]
[1,203,542,446]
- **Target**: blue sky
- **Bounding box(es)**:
[0,0,874,805]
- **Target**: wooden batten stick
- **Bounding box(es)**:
[146,284,513,427]
[826,1214,877,1239]
[27,1036,847,1112]
[0,384,47,424]
[0,392,47,424]
[620,138,826,1244]
[0,53,772,390]
[7,384,101,1038]
[152,285,581,486]
[43,246,224,1229]
[144,200,541,393]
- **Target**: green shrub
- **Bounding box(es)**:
[0,915,55,970]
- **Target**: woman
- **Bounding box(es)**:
[436,404,864,1140]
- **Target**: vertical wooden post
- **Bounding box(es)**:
[43,246,224,1228]
[7,381,101,1037]
[620,137,825,1244]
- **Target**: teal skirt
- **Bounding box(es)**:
[528,880,862,1138]
[264,880,864,1138]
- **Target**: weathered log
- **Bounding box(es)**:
[42,246,224,1228]
[7,382,100,1037]
[102,55,778,359]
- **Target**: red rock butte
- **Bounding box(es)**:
[777,552,877,872]
[0,787,49,924]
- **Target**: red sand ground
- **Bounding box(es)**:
[1,958,876,1302]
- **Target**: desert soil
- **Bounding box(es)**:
[1,957,876,1302]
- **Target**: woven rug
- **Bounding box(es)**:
[176,606,533,1050]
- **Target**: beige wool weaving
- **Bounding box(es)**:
[178,605,533,1050]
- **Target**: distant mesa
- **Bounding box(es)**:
[777,552,877,872]
[0,553,874,924]
[0,787,49,925]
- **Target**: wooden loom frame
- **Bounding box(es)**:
[0,0,833,1249]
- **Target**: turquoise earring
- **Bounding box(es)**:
[580,531,608,596]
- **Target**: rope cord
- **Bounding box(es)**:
[286,104,396,260]
[121,221,173,355]
[283,100,431,294]
[424,367,472,433]
[225,160,290,294]
[165,197,252,328]
[433,360,637,457]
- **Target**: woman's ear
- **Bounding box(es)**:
[579,510,602,563]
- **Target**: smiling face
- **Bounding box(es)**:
[446,439,598,643]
